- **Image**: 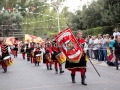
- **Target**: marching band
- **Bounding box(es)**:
[0,28,88,86]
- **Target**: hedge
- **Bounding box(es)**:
[48,32,57,38]
[49,26,115,38]
[82,26,114,37]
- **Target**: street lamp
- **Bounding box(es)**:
[50,4,60,33]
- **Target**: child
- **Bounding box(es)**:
[107,47,116,66]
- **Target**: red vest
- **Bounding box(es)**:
[76,38,85,45]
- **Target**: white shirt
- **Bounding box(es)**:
[84,42,89,51]
[88,38,93,48]
[113,32,120,39]
[93,38,99,50]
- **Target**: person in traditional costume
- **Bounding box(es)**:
[65,30,87,85]
[20,42,26,59]
[0,40,10,73]
[25,43,31,61]
[52,40,64,74]
[44,38,53,70]
[33,47,42,66]
[29,40,35,63]
[13,38,19,58]
[54,28,87,85]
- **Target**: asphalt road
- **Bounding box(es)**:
[0,54,120,90]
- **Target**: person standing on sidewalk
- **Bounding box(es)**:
[92,36,99,61]
[88,35,93,59]
[113,28,120,39]
[113,35,120,70]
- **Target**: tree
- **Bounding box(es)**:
[67,0,120,30]
[0,12,23,37]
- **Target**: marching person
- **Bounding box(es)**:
[30,40,35,63]
[26,43,31,61]
[0,40,10,73]
[65,30,87,85]
[13,44,18,58]
[33,47,41,66]
[20,42,26,59]
[44,38,53,70]
[52,40,64,74]
[13,38,19,58]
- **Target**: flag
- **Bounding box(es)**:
[19,6,22,9]
[34,37,44,44]
[2,7,5,11]
[25,34,43,44]
[12,8,15,12]
[8,7,11,12]
[54,1,58,6]
[5,37,15,45]
[26,8,29,12]
[54,28,83,63]
[31,6,35,11]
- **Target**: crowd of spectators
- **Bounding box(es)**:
[84,28,120,70]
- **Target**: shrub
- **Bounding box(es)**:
[82,26,114,37]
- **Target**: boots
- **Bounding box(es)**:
[60,68,64,74]
[3,68,7,73]
[27,58,30,61]
[71,74,76,83]
[81,75,87,85]
[50,65,52,70]
[38,62,39,66]
[31,60,32,63]
[47,66,49,70]
[116,64,119,70]
[23,57,25,59]
[55,68,58,74]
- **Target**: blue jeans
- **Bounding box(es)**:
[102,49,108,62]
[98,48,108,62]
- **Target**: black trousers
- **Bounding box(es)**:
[115,54,120,70]
[93,50,99,60]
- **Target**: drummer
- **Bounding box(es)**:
[33,47,41,66]
[0,40,10,73]
[13,38,19,58]
[20,42,26,59]
[52,40,64,74]
[29,40,35,63]
[44,38,53,70]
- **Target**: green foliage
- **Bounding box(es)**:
[82,26,114,37]
[48,32,57,38]
[67,0,120,30]
[0,0,67,37]
[0,12,23,36]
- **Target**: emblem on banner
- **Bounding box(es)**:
[55,28,83,63]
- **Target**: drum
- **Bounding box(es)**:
[31,52,34,57]
[45,53,52,62]
[56,52,66,64]
[36,54,42,62]
[3,56,14,66]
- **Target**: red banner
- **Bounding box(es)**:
[54,28,83,63]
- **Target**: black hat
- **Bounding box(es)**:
[15,38,18,40]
